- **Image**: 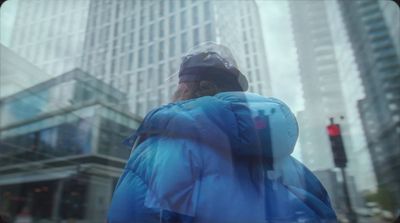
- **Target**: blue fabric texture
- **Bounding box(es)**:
[108,92,337,223]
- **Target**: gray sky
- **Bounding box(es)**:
[256,0,303,159]
[257,0,303,113]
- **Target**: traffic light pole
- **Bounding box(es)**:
[327,117,357,223]
[340,167,357,223]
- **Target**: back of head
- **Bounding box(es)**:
[173,42,249,101]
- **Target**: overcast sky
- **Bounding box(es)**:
[256,0,304,158]
[256,0,303,113]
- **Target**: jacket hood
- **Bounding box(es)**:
[124,92,298,159]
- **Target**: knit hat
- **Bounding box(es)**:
[178,42,248,91]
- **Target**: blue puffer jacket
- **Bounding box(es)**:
[108,92,337,223]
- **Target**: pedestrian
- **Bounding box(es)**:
[108,42,337,223]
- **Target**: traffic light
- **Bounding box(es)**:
[326,119,347,168]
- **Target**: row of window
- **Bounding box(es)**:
[17,1,87,25]
[88,0,211,35]
[15,12,86,47]
[83,22,214,79]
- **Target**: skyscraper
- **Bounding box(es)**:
[8,0,90,78]
[8,0,271,117]
[289,1,351,171]
[338,0,400,211]
[80,0,271,116]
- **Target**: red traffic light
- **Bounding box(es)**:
[326,124,341,137]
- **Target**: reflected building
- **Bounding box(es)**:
[0,50,141,221]
[8,0,271,118]
[289,1,350,171]
[0,44,51,98]
[338,0,400,211]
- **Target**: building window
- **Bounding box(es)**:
[140,9,145,25]
[138,48,144,68]
[89,32,95,47]
[149,24,154,42]
[180,10,187,29]
[121,36,126,50]
[169,0,175,13]
[114,23,119,37]
[139,28,145,45]
[129,32,134,48]
[159,41,164,60]
[102,25,109,41]
[169,15,175,35]
[149,44,155,64]
[158,63,164,85]
[256,69,260,81]
[136,101,144,115]
[169,36,175,57]
[159,0,164,17]
[192,6,199,25]
[180,0,186,8]
[158,88,164,104]
[137,71,144,91]
[148,67,154,89]
[241,18,245,27]
[246,57,251,69]
[110,59,116,74]
[115,2,120,18]
[128,52,134,70]
[205,23,212,41]
[169,59,177,75]
[181,32,188,53]
[119,56,124,73]
[131,17,135,30]
[112,40,118,57]
[122,18,127,33]
[193,28,199,45]
[204,0,211,20]
[149,4,155,21]
[159,20,165,37]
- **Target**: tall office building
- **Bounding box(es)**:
[338,0,400,211]
[289,1,351,171]
[8,0,90,79]
[80,0,271,116]
[8,0,271,117]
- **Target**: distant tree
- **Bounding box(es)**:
[364,186,396,213]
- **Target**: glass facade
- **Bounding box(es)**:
[1,0,399,222]
[0,68,141,221]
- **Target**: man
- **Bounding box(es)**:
[108,42,337,223]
